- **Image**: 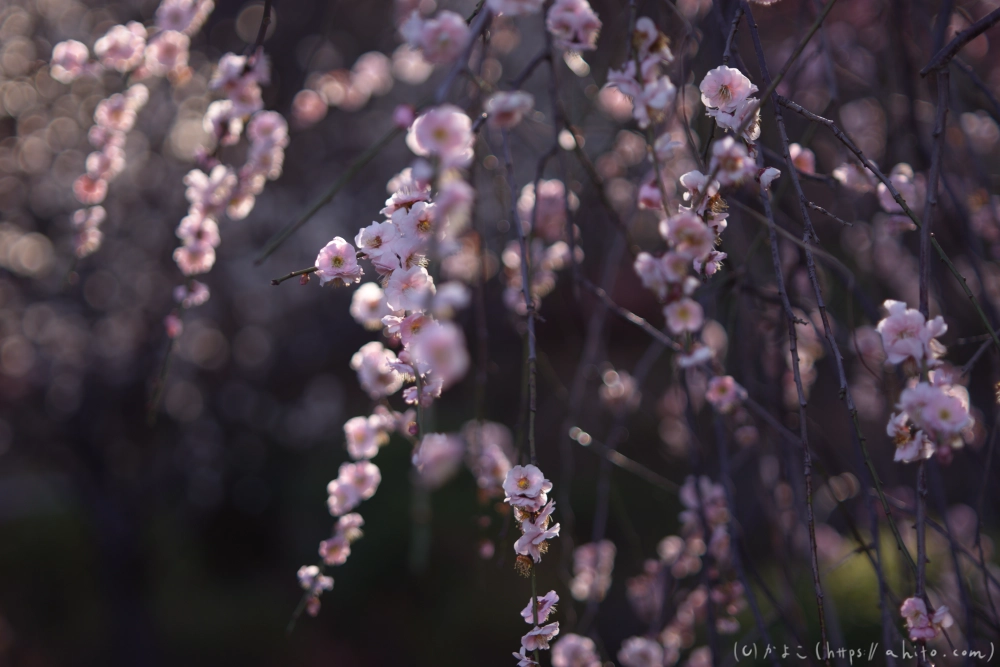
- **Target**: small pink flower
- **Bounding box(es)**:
[393,104,416,128]
[384,265,435,311]
[350,282,395,330]
[515,500,561,562]
[522,622,561,651]
[547,0,602,51]
[700,65,757,112]
[344,416,383,460]
[144,30,190,77]
[173,245,216,275]
[408,321,469,389]
[156,0,214,35]
[661,211,715,259]
[73,174,108,205]
[94,22,147,72]
[417,11,469,65]
[710,137,755,186]
[406,105,474,169]
[520,590,559,624]
[552,634,601,667]
[412,433,464,489]
[486,91,535,129]
[176,213,220,249]
[319,535,351,566]
[350,341,404,398]
[503,464,553,510]
[173,280,210,308]
[51,40,95,83]
[618,636,664,667]
[315,237,364,287]
[790,143,816,174]
[164,314,184,339]
[758,167,781,189]
[664,298,704,334]
[513,647,540,667]
[705,376,747,413]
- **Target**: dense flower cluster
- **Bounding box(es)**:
[900,597,953,642]
[876,300,973,463]
[618,475,746,665]
[50,1,213,259]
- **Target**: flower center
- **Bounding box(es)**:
[331,256,344,268]
[517,477,529,490]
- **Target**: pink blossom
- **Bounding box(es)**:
[319,535,351,566]
[693,250,727,277]
[164,314,184,339]
[517,180,578,243]
[144,30,190,77]
[515,500,561,562]
[711,96,761,142]
[790,143,816,174]
[705,376,747,413]
[173,245,216,275]
[247,111,289,147]
[350,341,404,398]
[664,298,704,334]
[344,415,384,460]
[85,146,125,181]
[392,201,438,241]
[355,220,399,260]
[487,91,535,129]
[156,0,214,35]
[522,622,561,651]
[184,165,237,216]
[876,299,947,366]
[94,95,137,134]
[633,77,676,129]
[634,18,673,62]
[547,0,602,51]
[73,174,108,205]
[292,90,327,128]
[570,541,616,602]
[94,22,147,72]
[886,412,933,463]
[176,213,220,249]
[203,101,243,146]
[661,211,715,259]
[408,321,470,389]
[173,280,210,309]
[710,137,755,186]
[297,565,333,594]
[759,167,781,189]
[384,265,435,311]
[513,647,540,667]
[71,206,106,257]
[412,433,464,488]
[50,40,94,83]
[900,597,952,642]
[406,105,474,168]
[618,636,664,667]
[552,634,601,667]
[350,283,395,330]
[417,11,469,65]
[338,460,382,501]
[487,0,545,15]
[699,65,757,112]
[315,237,364,287]
[393,104,416,128]
[520,590,559,624]
[503,464,553,511]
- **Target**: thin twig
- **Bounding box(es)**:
[921,7,1000,75]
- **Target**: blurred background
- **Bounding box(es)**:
[1,0,999,664]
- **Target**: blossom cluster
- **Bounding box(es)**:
[503,464,561,664]
[607,17,676,129]
[876,300,974,463]
[502,179,582,314]
[619,476,746,666]
[51,0,214,259]
[900,597,953,643]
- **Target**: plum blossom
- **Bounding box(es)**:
[705,376,747,414]
[552,634,602,667]
[520,590,559,624]
[72,206,106,258]
[344,415,387,460]
[408,321,470,389]
[661,211,715,260]
[618,636,664,667]
[900,597,953,642]
[886,411,933,463]
[50,40,94,83]
[315,237,364,287]
[664,298,704,334]
[412,433,464,488]
[759,167,781,189]
[504,464,553,512]
[406,105,474,168]
[156,0,214,34]
[94,22,147,72]
[790,143,816,174]
[173,281,210,309]
[876,299,947,367]
[350,283,395,330]
[405,11,470,65]
[144,30,190,78]
[487,91,536,129]
[522,622,561,651]
[297,565,333,616]
[350,341,404,398]
[327,461,381,516]
[384,266,436,311]
[700,65,757,113]
[570,540,616,602]
[898,382,972,446]
[710,137,755,186]
[319,513,365,566]
[513,647,540,667]
[546,0,602,51]
[515,500,561,562]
